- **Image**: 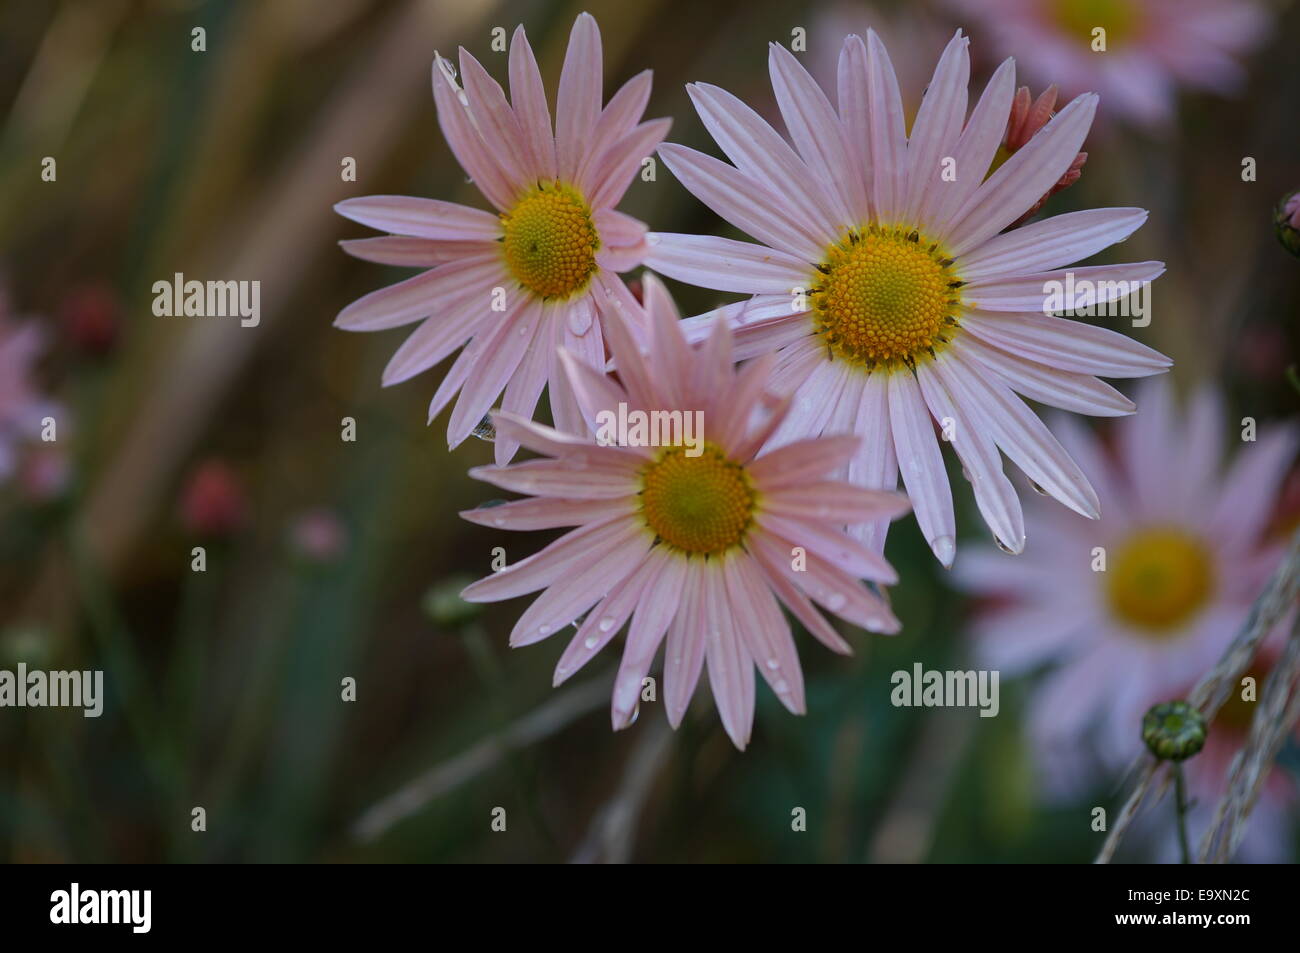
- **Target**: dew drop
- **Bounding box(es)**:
[584,635,600,650]
[774,679,789,695]
[766,658,780,670]
[995,538,1018,554]
[598,616,617,633]
[537,623,552,636]
[1030,480,1049,496]
[826,592,847,611]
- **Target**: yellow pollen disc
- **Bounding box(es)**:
[640,445,755,556]
[1107,528,1214,635]
[1053,0,1139,45]
[500,182,599,300]
[811,226,962,371]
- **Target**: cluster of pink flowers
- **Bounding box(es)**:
[332,7,1289,803]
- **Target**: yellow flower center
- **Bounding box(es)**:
[640,445,755,556]
[1107,528,1214,635]
[500,182,599,299]
[811,226,962,371]
[1053,0,1140,46]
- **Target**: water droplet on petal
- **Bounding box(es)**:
[537,623,552,636]
[598,616,617,633]
[568,305,593,336]
[584,635,599,649]
[766,658,780,670]
[774,678,789,695]
[826,592,847,611]
[995,538,1018,555]
[1030,480,1049,496]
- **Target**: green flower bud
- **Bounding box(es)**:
[1142,700,1207,762]
[423,574,483,627]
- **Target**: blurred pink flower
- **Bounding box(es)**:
[956,379,1297,814]
[948,0,1270,125]
[335,13,669,464]
[289,508,348,563]
[460,275,909,749]
[648,30,1167,565]
[17,446,71,503]
[60,282,121,357]
[0,292,58,483]
[179,460,248,538]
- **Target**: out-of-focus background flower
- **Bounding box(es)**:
[0,0,1297,863]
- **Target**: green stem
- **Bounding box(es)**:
[1173,763,1192,865]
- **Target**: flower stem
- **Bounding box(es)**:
[1173,763,1192,865]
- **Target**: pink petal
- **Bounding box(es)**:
[956,334,1135,417]
[901,31,970,225]
[687,82,841,239]
[612,550,683,729]
[469,457,640,499]
[339,236,495,267]
[461,515,640,603]
[941,347,1100,519]
[508,521,653,646]
[334,195,502,241]
[943,93,1098,256]
[957,208,1150,281]
[767,43,859,229]
[658,143,825,261]
[961,309,1172,377]
[334,255,502,331]
[555,13,603,182]
[964,262,1165,312]
[644,233,809,295]
[575,69,653,191]
[702,567,756,749]
[726,554,805,715]
[864,30,908,222]
[458,48,531,185]
[554,547,663,685]
[588,117,672,210]
[919,359,1025,553]
[461,495,633,531]
[508,25,557,180]
[446,295,541,447]
[432,56,518,211]
[923,57,1015,231]
[887,371,956,566]
[663,563,707,727]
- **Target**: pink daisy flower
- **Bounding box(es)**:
[955,379,1298,813]
[334,13,669,464]
[458,275,910,749]
[948,0,1270,125]
[646,30,1169,565]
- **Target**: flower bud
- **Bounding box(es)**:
[1142,700,1207,762]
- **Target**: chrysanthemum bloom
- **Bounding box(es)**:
[647,31,1168,565]
[335,13,669,463]
[955,379,1297,807]
[0,293,57,483]
[947,0,1269,125]
[459,275,910,749]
